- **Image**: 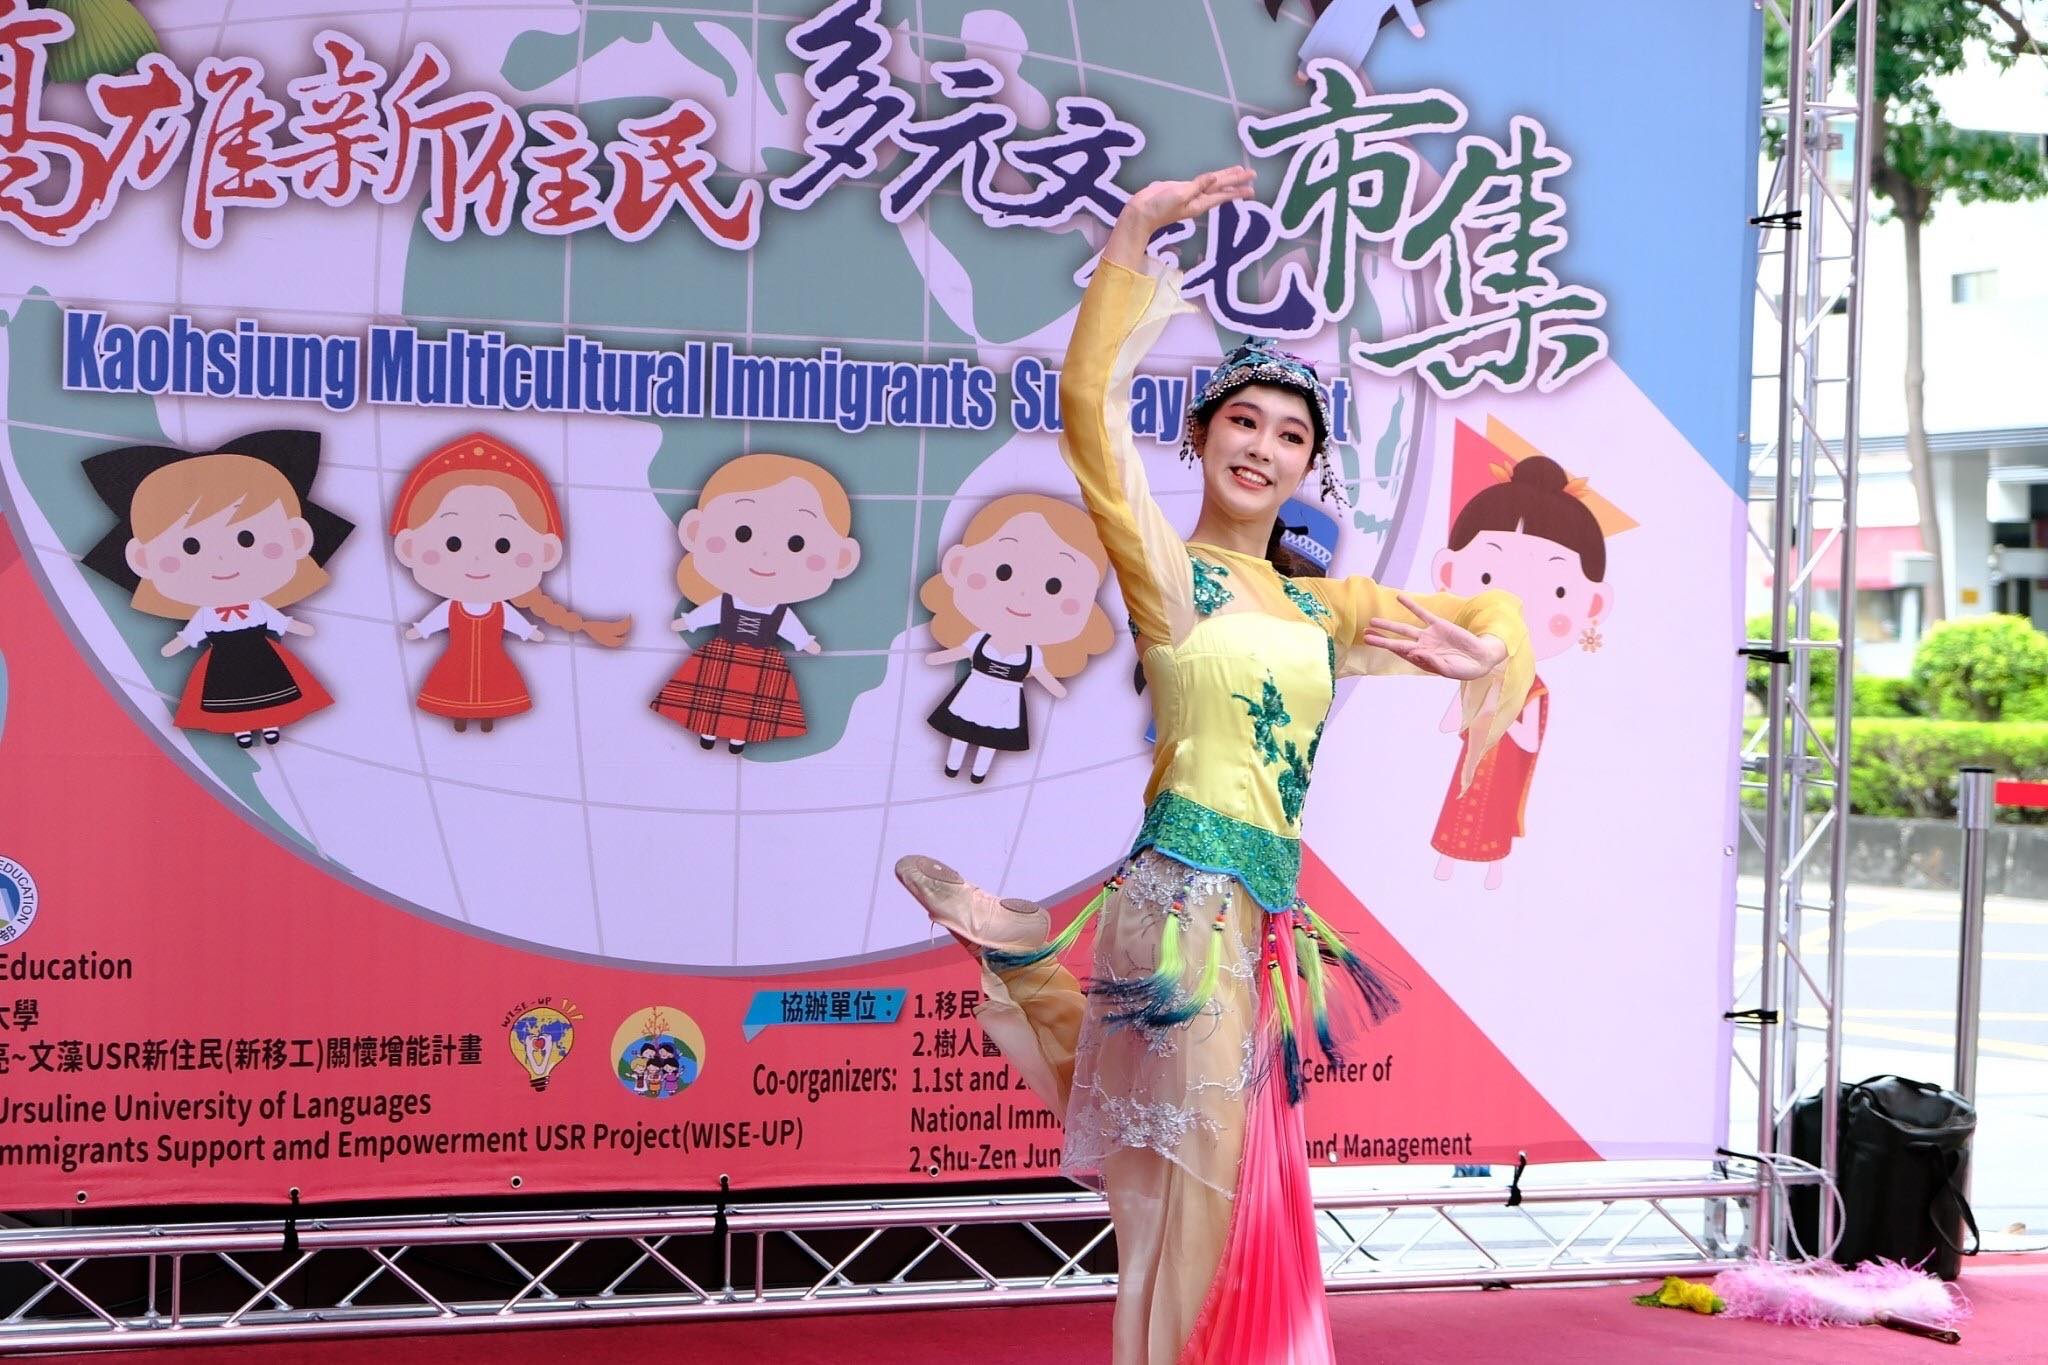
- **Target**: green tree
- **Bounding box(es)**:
[1768,2,2048,621]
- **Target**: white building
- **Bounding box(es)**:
[1749,54,2048,676]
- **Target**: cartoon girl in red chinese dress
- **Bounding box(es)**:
[651,452,860,752]
[1429,419,1634,890]
[82,430,352,749]
[390,434,630,731]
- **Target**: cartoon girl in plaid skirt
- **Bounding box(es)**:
[652,453,861,752]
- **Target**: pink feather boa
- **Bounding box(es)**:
[1710,1259,1971,1329]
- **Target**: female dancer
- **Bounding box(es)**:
[895,168,1533,1365]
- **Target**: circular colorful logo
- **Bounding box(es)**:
[507,1005,578,1091]
[0,857,37,946]
[611,1005,705,1100]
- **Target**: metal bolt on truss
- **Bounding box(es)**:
[1735,0,1876,1257]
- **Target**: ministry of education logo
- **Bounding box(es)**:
[0,857,37,946]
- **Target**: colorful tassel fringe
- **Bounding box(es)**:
[1293,917,1338,1063]
[1261,903,1404,1106]
[995,863,1404,1117]
[1300,902,1400,1025]
[982,869,1120,975]
[1101,886,1241,1029]
[1265,932,1305,1105]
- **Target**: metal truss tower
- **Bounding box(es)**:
[1735,0,1877,1256]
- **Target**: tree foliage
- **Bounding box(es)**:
[1765,0,2048,222]
[1763,2,2048,621]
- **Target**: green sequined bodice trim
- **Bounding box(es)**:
[1132,791,1300,911]
[1282,579,1331,623]
[1190,557,1233,615]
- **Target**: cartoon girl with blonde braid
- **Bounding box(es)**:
[390,434,630,732]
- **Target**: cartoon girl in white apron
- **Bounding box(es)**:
[919,493,1116,782]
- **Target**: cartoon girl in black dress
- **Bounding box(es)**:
[83,431,351,748]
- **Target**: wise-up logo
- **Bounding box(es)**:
[505,997,582,1092]
[0,857,36,946]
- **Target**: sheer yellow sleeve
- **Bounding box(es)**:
[1305,576,1534,790]
[1059,258,1198,646]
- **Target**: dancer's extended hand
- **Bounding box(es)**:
[1103,167,1256,271]
[1363,594,1506,681]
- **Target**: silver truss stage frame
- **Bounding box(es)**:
[1736,0,1875,1259]
[0,1171,1817,1354]
[0,2,1871,1351]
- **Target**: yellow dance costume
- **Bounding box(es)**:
[970,257,1532,1365]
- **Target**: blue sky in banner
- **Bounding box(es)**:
[1369,0,1762,491]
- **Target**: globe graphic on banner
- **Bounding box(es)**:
[0,0,1434,968]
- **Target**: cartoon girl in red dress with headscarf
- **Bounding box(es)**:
[1429,419,1634,891]
[390,435,630,731]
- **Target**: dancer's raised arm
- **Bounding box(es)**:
[1058,168,1255,646]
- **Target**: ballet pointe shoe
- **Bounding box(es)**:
[894,855,1049,959]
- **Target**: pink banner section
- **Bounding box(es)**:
[0,525,1594,1207]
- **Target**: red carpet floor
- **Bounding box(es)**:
[24,1258,2044,1362]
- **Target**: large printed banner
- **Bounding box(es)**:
[0,0,1756,1207]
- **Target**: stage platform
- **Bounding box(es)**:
[28,1255,2043,1363]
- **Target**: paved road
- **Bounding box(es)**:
[1736,878,2048,1249]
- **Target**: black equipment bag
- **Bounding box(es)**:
[1790,1075,1980,1281]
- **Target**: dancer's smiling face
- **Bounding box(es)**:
[1193,384,1315,525]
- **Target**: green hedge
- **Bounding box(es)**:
[1747,614,2048,818]
[2002,684,2048,722]
[1754,614,2048,721]
[1746,612,1837,712]
[1851,675,1919,718]
[1827,718,2048,824]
